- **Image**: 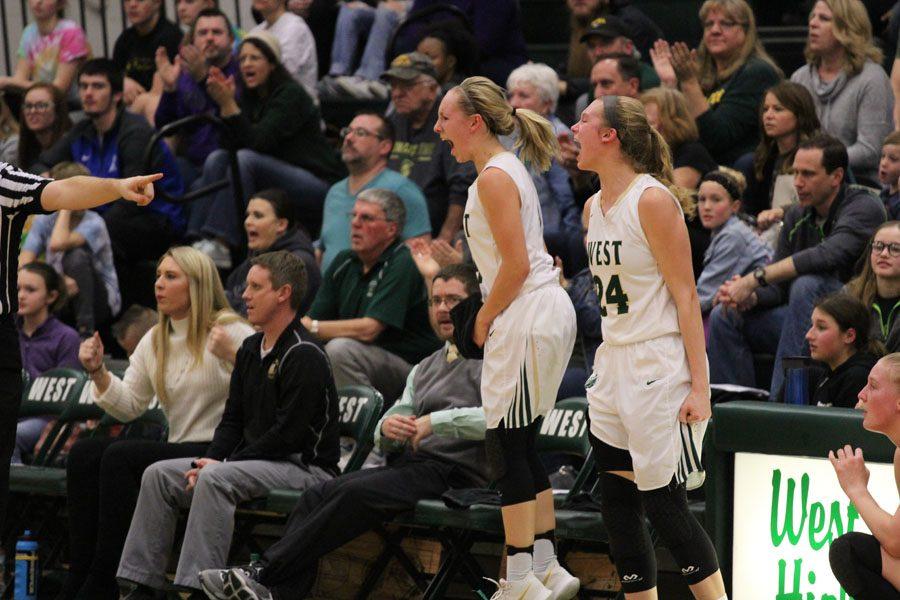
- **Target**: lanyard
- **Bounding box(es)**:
[872,299,900,339]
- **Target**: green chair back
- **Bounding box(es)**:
[537,397,590,457]
[337,385,384,474]
[19,368,86,419]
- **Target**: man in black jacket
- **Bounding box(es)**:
[116,251,340,600]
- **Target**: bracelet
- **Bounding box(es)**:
[87,364,105,377]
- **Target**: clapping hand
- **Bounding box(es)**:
[206,66,236,107]
[670,41,699,83]
[155,46,182,92]
[650,39,678,88]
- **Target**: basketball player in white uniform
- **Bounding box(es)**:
[572,95,727,600]
[435,76,578,600]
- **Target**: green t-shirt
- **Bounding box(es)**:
[309,241,441,364]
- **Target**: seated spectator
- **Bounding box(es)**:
[190,31,343,269]
[112,0,182,106]
[59,246,255,600]
[319,0,409,101]
[879,132,900,219]
[250,0,318,101]
[117,251,339,599]
[708,133,885,398]
[16,82,72,171]
[175,0,217,36]
[696,170,771,315]
[154,7,239,184]
[575,52,641,116]
[225,189,320,316]
[302,193,440,403]
[111,304,158,356]
[415,20,480,92]
[198,264,489,600]
[0,0,89,98]
[651,0,782,166]
[0,96,18,165]
[33,58,185,310]
[320,111,431,271]
[641,87,718,190]
[13,262,80,464]
[845,221,900,353]
[745,81,820,220]
[827,354,900,599]
[790,0,892,187]
[20,162,120,337]
[807,293,880,407]
[383,52,475,241]
[506,63,584,276]
[580,15,659,91]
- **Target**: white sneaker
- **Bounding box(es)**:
[487,574,552,600]
[192,238,232,270]
[537,561,580,599]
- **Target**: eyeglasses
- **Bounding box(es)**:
[703,19,744,30]
[871,241,900,257]
[347,211,389,224]
[340,126,384,140]
[430,295,464,308]
[23,102,52,113]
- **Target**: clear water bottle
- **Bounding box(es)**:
[14,530,38,600]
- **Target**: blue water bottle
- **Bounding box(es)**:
[14,530,38,600]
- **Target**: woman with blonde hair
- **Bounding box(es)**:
[61,246,255,600]
[435,76,578,599]
[790,0,891,187]
[572,94,725,599]
[650,0,782,166]
[640,87,717,190]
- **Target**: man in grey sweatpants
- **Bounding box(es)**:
[116,251,341,600]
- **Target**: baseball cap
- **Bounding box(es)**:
[381,52,439,82]
[580,15,633,43]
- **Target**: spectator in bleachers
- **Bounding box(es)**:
[807,293,880,407]
[199,264,488,600]
[580,15,660,91]
[302,193,440,403]
[846,221,900,353]
[20,162,120,337]
[320,112,431,272]
[416,20,480,93]
[641,87,718,190]
[225,188,320,316]
[154,7,239,185]
[250,0,318,101]
[111,304,158,357]
[117,251,338,600]
[695,169,770,315]
[13,262,80,464]
[319,1,409,101]
[791,0,892,188]
[507,63,585,276]
[745,81,820,220]
[0,97,18,165]
[60,246,254,600]
[190,31,343,269]
[0,0,89,98]
[175,0,217,35]
[112,0,182,106]
[651,0,782,167]
[33,59,185,309]
[879,131,900,219]
[16,82,72,171]
[575,53,641,126]
[383,52,475,241]
[708,133,885,398]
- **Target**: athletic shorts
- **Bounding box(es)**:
[586,334,707,491]
[482,285,576,429]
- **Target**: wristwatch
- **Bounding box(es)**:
[753,267,768,287]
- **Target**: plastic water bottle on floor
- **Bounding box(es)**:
[14,531,38,600]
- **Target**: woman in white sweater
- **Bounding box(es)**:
[60,247,255,600]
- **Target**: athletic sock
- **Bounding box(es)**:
[506,545,533,582]
[533,533,557,576]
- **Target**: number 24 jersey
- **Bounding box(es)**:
[586,174,681,345]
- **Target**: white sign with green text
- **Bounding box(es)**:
[733,452,898,599]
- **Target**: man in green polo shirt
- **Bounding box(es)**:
[302,188,440,403]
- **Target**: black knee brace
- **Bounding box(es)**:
[829,532,898,600]
[487,421,545,506]
[640,482,719,585]
[598,472,657,593]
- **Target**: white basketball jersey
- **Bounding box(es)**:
[586,174,681,345]
[464,152,558,297]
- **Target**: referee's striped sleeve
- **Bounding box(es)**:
[0,162,52,212]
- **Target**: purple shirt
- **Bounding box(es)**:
[155,56,241,166]
[17,316,81,380]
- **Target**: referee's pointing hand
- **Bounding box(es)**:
[116,173,163,206]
